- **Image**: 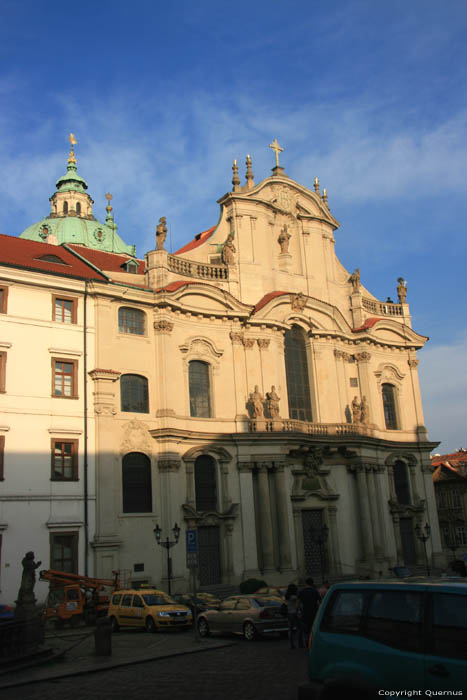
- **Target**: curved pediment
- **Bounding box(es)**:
[155,280,252,317]
[251,291,351,334]
[353,317,428,347]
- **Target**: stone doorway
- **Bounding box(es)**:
[198,525,221,586]
[400,517,417,565]
[301,509,327,580]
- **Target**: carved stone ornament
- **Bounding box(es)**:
[257,338,270,349]
[290,445,326,477]
[291,292,307,312]
[355,351,371,362]
[242,337,255,349]
[408,358,419,368]
[153,320,174,333]
[230,332,244,345]
[349,268,361,291]
[95,404,117,416]
[334,349,353,362]
[158,459,181,473]
[120,419,152,455]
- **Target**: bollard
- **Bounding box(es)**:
[94,616,112,656]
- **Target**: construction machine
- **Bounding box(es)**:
[39,569,120,626]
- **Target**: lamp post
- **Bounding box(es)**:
[415,522,431,577]
[153,522,181,596]
[310,523,329,584]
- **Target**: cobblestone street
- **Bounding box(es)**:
[3,634,308,700]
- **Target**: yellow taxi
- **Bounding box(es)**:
[107,589,192,632]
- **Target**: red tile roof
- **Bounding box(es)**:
[174,226,216,255]
[352,317,381,332]
[253,291,289,313]
[0,234,107,281]
[67,244,145,274]
[431,450,467,468]
[431,450,467,482]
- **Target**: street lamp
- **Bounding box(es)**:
[310,523,329,584]
[415,522,431,577]
[153,522,181,596]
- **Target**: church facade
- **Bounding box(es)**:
[0,138,442,603]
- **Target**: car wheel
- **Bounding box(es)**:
[243,621,257,641]
[145,616,157,633]
[197,617,210,637]
[110,616,119,633]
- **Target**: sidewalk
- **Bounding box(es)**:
[0,626,235,690]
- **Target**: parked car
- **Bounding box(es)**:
[255,585,288,599]
[298,579,467,699]
[108,589,192,632]
[197,594,287,641]
[0,604,14,622]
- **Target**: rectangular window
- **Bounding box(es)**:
[51,439,78,480]
[322,590,365,634]
[0,287,8,314]
[0,352,6,393]
[455,525,467,546]
[50,532,78,572]
[0,435,4,480]
[53,296,77,324]
[52,359,78,398]
[363,591,423,653]
[431,593,467,660]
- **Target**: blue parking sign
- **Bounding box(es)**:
[186,529,198,553]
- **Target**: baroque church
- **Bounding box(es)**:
[0,136,442,604]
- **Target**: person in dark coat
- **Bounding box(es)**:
[298,578,321,639]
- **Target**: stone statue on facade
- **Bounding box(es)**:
[351,396,361,424]
[278,224,291,254]
[266,386,280,418]
[222,233,236,265]
[250,385,264,418]
[397,277,407,303]
[156,216,167,251]
[17,551,42,606]
[360,396,369,425]
[349,268,361,291]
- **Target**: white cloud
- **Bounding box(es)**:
[418,335,467,454]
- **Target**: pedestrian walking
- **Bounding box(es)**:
[284,583,304,649]
[298,578,321,640]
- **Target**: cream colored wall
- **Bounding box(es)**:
[0,270,96,604]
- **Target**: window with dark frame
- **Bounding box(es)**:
[50,532,78,573]
[51,439,78,480]
[76,202,81,215]
[189,360,211,418]
[194,455,217,511]
[0,287,8,314]
[63,201,68,215]
[0,352,6,393]
[120,374,149,413]
[122,452,152,513]
[118,307,145,335]
[431,593,467,660]
[393,460,411,504]
[53,296,77,324]
[284,326,313,421]
[53,359,77,398]
[363,591,423,653]
[382,383,398,429]
[0,435,4,480]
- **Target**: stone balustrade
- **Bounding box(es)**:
[248,419,371,435]
[362,297,402,316]
[167,254,229,280]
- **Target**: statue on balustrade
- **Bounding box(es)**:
[266,386,280,418]
[222,233,236,265]
[360,396,369,425]
[278,224,291,254]
[349,268,361,291]
[250,385,264,418]
[156,216,167,250]
[351,396,361,424]
[397,277,407,303]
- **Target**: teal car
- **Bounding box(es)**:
[298,579,467,698]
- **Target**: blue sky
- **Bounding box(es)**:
[1,0,466,453]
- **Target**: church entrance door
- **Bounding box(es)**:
[400,517,417,565]
[198,526,221,586]
[301,510,327,579]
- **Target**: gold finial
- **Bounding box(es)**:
[245,154,254,186]
[232,160,240,189]
[322,188,329,207]
[269,138,283,167]
[105,192,113,214]
[314,177,320,194]
[67,133,77,164]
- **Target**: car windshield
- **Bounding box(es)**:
[142,594,173,605]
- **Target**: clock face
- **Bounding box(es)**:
[94,229,105,242]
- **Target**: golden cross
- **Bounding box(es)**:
[269,138,283,167]
[105,192,113,202]
[69,133,77,147]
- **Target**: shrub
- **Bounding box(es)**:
[239,578,267,594]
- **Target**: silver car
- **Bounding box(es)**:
[197,595,288,641]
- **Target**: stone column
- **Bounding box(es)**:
[185,462,195,509]
[274,464,293,571]
[392,513,403,564]
[408,464,420,503]
[355,352,372,428]
[366,467,383,560]
[230,331,248,421]
[256,464,275,573]
[224,521,235,583]
[238,463,260,578]
[374,466,390,559]
[220,463,231,511]
[326,505,341,576]
[355,465,375,565]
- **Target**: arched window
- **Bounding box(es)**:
[118,307,145,335]
[393,460,411,504]
[284,326,313,421]
[121,374,149,413]
[195,455,217,511]
[63,201,68,215]
[382,383,398,429]
[189,361,211,417]
[76,202,81,215]
[122,452,152,513]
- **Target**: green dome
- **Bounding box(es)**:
[19,216,134,255]
[56,163,88,193]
